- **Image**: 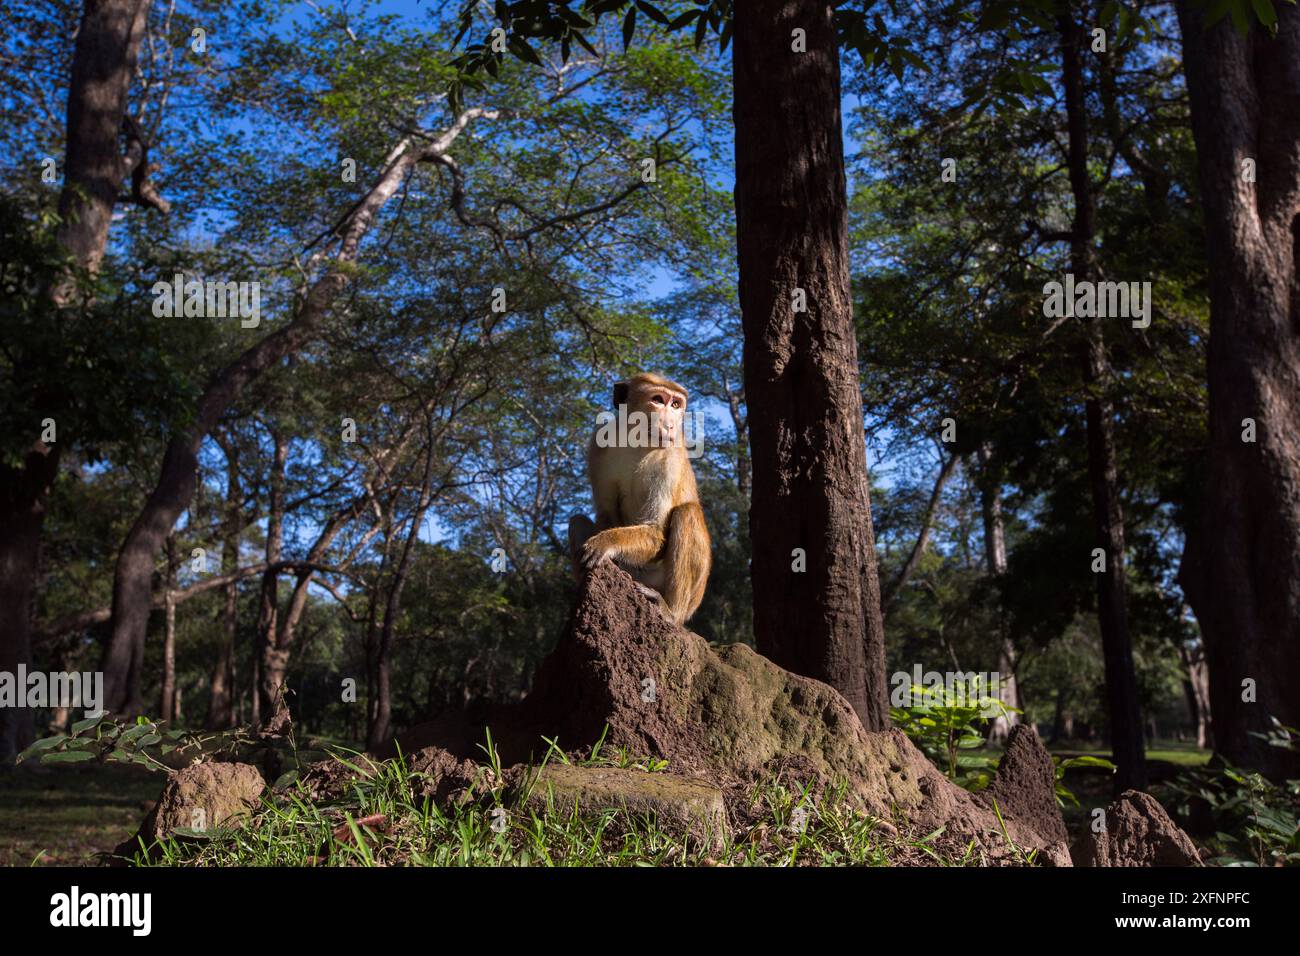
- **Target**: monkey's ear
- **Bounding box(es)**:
[612,381,629,407]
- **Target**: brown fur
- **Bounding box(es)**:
[568,373,711,624]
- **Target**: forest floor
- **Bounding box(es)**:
[0,740,1212,867]
[0,761,159,865]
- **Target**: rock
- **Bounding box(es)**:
[1072,790,1202,867]
[394,562,1072,864]
[520,764,728,846]
[139,762,266,843]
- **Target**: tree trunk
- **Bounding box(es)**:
[255,430,288,719]
[1059,11,1147,792]
[979,445,1021,743]
[1175,4,1300,780]
[367,435,439,751]
[158,536,176,722]
[56,0,152,274]
[1179,640,1212,750]
[0,446,58,760]
[732,0,888,730]
[0,0,150,760]
[206,435,240,729]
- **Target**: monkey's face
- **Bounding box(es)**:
[632,381,686,447]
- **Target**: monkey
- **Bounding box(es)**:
[568,372,711,625]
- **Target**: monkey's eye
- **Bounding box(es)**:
[672,400,682,409]
[651,395,665,405]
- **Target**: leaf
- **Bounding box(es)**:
[71,716,104,734]
[1250,0,1278,26]
[507,35,543,66]
[16,736,65,762]
[1203,0,1233,26]
[1230,1,1250,34]
[622,6,637,50]
[718,18,734,53]
[42,750,95,763]
[635,1,671,25]
[668,9,700,30]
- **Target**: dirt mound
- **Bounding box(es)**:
[1072,789,1202,866]
[979,725,1070,847]
[391,561,1071,864]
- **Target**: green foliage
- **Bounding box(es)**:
[16,715,248,774]
[1166,719,1300,866]
[0,197,197,468]
[891,676,1011,790]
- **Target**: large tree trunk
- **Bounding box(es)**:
[1175,5,1300,780]
[1059,11,1147,792]
[732,0,888,730]
[0,0,152,760]
[56,0,152,274]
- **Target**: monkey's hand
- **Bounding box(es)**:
[579,535,616,570]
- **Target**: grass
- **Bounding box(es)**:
[7,733,1211,868]
[0,761,160,866]
[113,742,1012,867]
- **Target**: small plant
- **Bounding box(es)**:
[16,715,252,773]
[891,676,1014,790]
[1165,717,1300,867]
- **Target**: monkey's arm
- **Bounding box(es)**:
[580,524,665,569]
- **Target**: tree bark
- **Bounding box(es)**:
[0,445,58,760]
[0,0,152,760]
[1179,640,1212,749]
[206,434,241,729]
[1176,4,1300,780]
[158,535,176,722]
[55,0,152,275]
[1059,10,1147,792]
[978,444,1021,743]
[732,0,888,730]
[255,430,288,719]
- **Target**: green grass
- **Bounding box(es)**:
[1047,740,1213,769]
[117,744,1012,867]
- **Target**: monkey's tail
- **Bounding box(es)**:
[664,502,711,624]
